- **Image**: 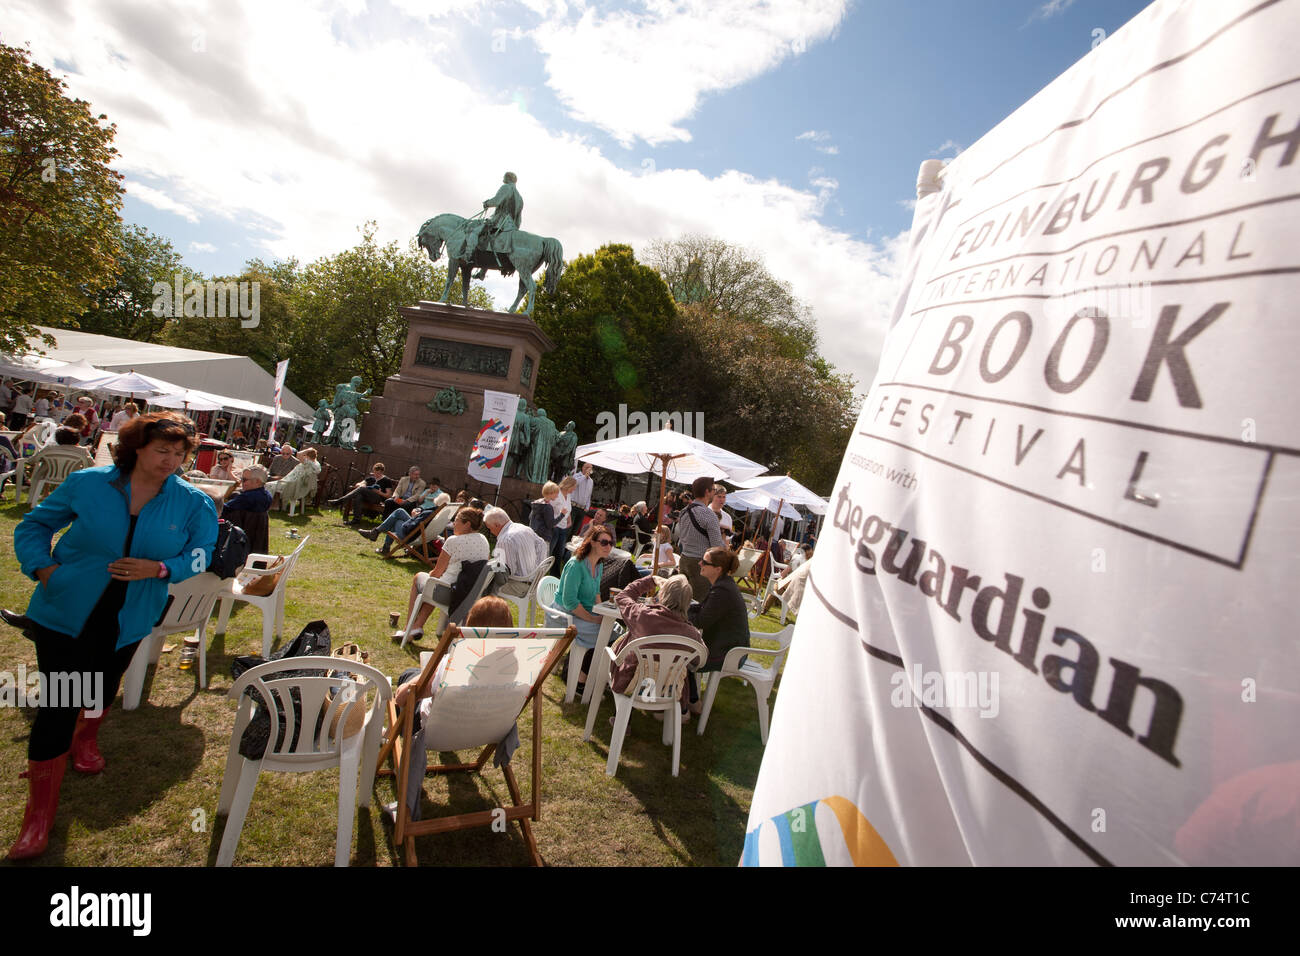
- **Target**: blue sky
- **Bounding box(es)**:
[3,0,1154,389]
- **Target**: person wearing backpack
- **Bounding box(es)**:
[674,476,725,602]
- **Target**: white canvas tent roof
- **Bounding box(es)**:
[21,327,313,421]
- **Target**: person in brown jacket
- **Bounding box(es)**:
[609,573,703,717]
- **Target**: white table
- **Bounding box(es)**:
[577,600,624,707]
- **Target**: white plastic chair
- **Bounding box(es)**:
[582,634,706,777]
[696,624,795,744]
[754,559,795,624]
[212,536,310,657]
[215,655,391,866]
[26,446,92,505]
[400,560,496,648]
[537,576,587,703]
[122,572,227,708]
[497,556,554,628]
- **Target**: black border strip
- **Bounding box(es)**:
[872,380,1300,458]
[806,571,1113,867]
[955,77,1300,231]
[937,192,1300,283]
[969,0,1284,187]
[855,430,1257,569]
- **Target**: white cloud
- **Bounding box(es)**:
[1027,0,1076,23]
[189,241,217,253]
[125,180,200,223]
[798,129,839,155]
[10,0,898,390]
[532,0,849,146]
[931,139,963,157]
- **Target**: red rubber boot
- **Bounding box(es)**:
[71,710,107,774]
[7,755,67,860]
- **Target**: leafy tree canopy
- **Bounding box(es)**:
[0,42,124,353]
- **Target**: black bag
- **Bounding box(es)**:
[232,620,332,759]
[211,520,250,579]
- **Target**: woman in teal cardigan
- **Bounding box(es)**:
[552,524,614,687]
[5,412,217,860]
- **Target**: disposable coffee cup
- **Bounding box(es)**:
[389,611,400,627]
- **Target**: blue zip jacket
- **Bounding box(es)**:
[14,466,219,650]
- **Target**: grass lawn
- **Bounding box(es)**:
[0,500,792,867]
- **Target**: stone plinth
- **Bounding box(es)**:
[359,300,555,507]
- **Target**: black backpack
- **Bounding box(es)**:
[211,520,250,578]
[231,620,333,759]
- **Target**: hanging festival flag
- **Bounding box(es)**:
[269,359,288,441]
[469,390,519,486]
[745,0,1300,867]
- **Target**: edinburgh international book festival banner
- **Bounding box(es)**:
[468,390,519,487]
[745,0,1299,866]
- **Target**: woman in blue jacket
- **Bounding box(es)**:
[4,412,217,860]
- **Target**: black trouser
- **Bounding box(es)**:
[28,624,135,761]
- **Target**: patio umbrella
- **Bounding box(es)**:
[574,428,767,575]
[149,390,225,412]
[731,474,828,574]
[728,488,802,520]
[17,358,109,387]
[80,369,182,397]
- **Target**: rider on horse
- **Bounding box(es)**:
[455,172,523,275]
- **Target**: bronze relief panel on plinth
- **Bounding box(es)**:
[414,336,511,379]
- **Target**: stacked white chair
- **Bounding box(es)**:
[696,624,795,745]
[582,634,706,777]
[212,536,310,657]
[216,656,390,866]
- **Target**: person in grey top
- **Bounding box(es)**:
[674,475,725,601]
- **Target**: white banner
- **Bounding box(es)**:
[270,359,288,440]
[746,0,1300,867]
[468,390,519,487]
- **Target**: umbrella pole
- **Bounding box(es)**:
[763,497,786,594]
[652,457,668,578]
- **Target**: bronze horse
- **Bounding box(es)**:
[417,214,564,316]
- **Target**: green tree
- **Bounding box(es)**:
[56,222,189,341]
[646,236,858,494]
[644,234,817,361]
[284,223,490,404]
[0,42,124,352]
[532,243,678,434]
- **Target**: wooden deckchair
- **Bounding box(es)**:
[376,622,576,866]
[389,502,462,567]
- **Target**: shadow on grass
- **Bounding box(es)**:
[2,685,209,867]
[550,673,768,866]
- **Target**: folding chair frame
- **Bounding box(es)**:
[376,622,576,866]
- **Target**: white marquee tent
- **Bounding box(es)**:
[8,327,313,421]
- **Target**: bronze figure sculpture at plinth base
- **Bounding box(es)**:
[359,299,556,508]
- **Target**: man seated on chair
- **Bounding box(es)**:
[482,506,549,598]
[267,443,297,479]
[328,461,396,523]
[394,507,489,642]
[361,489,451,556]
[221,465,272,517]
[381,466,428,518]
